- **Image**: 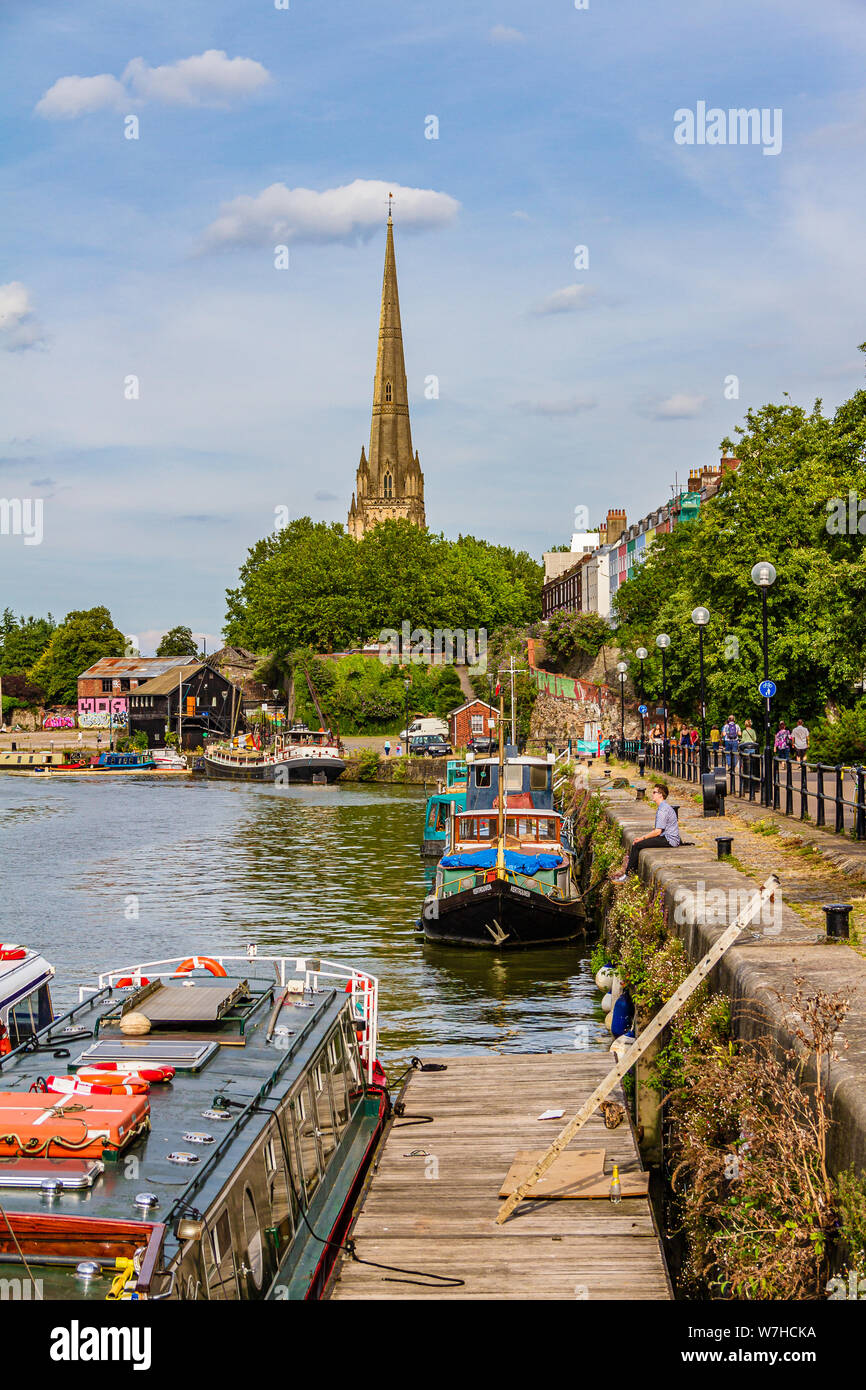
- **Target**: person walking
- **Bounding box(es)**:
[790,719,809,763]
[610,782,681,882]
[383,739,391,758]
[740,720,757,749]
[774,720,792,761]
[709,722,721,752]
[722,713,740,770]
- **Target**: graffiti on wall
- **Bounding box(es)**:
[78,710,129,729]
[43,715,76,729]
[78,697,128,714]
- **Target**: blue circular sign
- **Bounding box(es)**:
[638,704,648,716]
[759,679,777,699]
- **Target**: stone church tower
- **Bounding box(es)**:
[347,215,426,538]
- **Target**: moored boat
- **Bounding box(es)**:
[421,708,584,948]
[420,758,468,856]
[0,950,387,1300]
[205,725,345,784]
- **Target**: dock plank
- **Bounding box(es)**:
[330,1054,671,1300]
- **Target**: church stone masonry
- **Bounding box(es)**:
[347,216,426,538]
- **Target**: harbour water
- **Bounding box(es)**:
[0,776,607,1066]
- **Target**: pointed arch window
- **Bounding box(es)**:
[383,472,393,499]
[385,381,392,403]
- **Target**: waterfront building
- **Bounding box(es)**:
[347,215,426,538]
[76,655,193,730]
[448,698,499,750]
[127,662,241,750]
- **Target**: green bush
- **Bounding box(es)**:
[355,748,381,781]
[810,701,866,765]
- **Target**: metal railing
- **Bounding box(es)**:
[614,738,866,841]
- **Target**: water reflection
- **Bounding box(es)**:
[0,775,608,1065]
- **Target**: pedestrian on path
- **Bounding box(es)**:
[791,719,810,763]
[610,782,681,882]
[722,714,740,770]
[774,721,792,760]
[709,723,721,751]
[740,720,757,749]
[383,739,391,757]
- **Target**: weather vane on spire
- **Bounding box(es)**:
[388,190,393,219]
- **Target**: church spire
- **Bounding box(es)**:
[347,211,426,538]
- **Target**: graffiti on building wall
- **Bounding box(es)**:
[78,697,128,715]
[78,710,129,729]
[43,715,76,729]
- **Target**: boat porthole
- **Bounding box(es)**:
[243,1185,264,1289]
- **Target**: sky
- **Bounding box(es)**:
[1,0,866,651]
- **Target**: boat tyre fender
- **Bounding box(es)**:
[175,957,227,978]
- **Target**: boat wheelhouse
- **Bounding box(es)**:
[205,725,345,784]
[420,758,468,857]
[0,945,54,1054]
[0,951,386,1300]
[422,750,584,948]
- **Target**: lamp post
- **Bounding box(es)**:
[751,561,777,806]
[403,677,411,758]
[635,647,648,750]
[691,607,710,773]
[616,661,628,753]
[656,633,670,772]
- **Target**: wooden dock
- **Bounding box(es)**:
[330,1053,672,1300]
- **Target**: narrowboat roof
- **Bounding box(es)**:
[0,954,376,1280]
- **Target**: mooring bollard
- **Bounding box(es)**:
[635,784,647,801]
[823,904,852,939]
[716,835,733,860]
[670,803,680,819]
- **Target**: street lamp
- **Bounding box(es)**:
[616,661,628,751]
[635,647,648,750]
[691,607,710,773]
[656,634,670,771]
[751,561,777,804]
[403,677,411,758]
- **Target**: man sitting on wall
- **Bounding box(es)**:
[610,782,680,882]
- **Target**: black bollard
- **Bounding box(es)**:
[823,904,852,940]
[670,803,680,819]
[716,835,733,859]
[635,785,646,801]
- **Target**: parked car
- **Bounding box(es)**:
[410,734,453,757]
[467,735,495,755]
[401,717,449,741]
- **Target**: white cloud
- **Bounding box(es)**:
[514,393,598,415]
[0,282,45,351]
[201,178,460,251]
[648,392,708,420]
[123,51,270,107]
[531,285,596,316]
[489,26,525,43]
[35,51,269,119]
[35,74,127,119]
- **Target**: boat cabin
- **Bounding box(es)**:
[464,753,555,812]
[452,808,562,851]
[0,953,385,1301]
[0,947,54,1052]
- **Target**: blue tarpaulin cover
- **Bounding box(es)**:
[440,849,564,874]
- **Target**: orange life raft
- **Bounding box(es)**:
[0,1090,150,1159]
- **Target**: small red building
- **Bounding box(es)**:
[449,699,499,749]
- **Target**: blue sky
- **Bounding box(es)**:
[2,0,865,650]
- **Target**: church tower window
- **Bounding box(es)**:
[383,472,393,499]
[385,381,392,402]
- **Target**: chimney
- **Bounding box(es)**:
[606,508,626,541]
[720,456,740,475]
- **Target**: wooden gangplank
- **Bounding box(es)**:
[329,1054,671,1300]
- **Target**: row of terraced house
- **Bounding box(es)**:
[541,457,740,624]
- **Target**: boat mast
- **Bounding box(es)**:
[496,688,506,879]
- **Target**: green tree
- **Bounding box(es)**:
[543,611,609,668]
[155,625,199,658]
[28,607,125,704]
[0,610,56,673]
[612,384,866,728]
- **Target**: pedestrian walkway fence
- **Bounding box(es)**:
[616,738,866,841]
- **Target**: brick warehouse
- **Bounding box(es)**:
[128,663,243,750]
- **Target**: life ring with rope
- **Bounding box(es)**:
[0,945,27,962]
[175,957,227,978]
[116,976,150,989]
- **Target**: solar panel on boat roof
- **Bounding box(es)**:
[72,1040,219,1070]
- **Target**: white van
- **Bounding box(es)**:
[400,716,449,741]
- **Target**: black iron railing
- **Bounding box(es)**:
[613,738,866,841]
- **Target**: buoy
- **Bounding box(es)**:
[594,966,614,991]
[611,991,634,1039]
[604,1010,613,1032]
[610,975,622,1007]
[120,1012,151,1036]
[601,992,613,1013]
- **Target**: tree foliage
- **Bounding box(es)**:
[612,385,866,726]
[27,607,125,705]
[224,518,542,653]
[155,625,199,658]
[543,611,609,668]
[288,648,468,735]
[0,610,56,675]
